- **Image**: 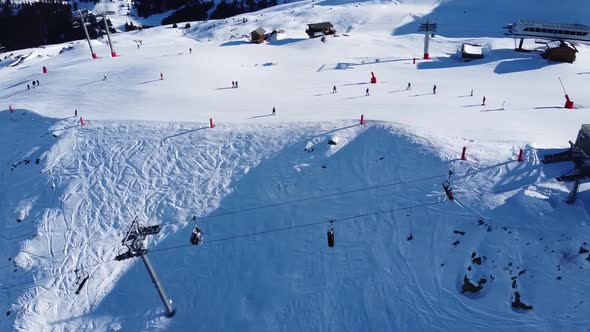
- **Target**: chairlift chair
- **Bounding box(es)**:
[327,221,335,247]
[190,226,203,245]
[442,170,454,201]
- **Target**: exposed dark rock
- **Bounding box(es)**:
[452,240,460,247]
[518,269,526,276]
[407,233,413,241]
[453,230,465,235]
[472,257,482,265]
[512,292,533,310]
[579,246,589,254]
[461,275,483,293]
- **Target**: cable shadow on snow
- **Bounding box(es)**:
[137,79,162,85]
[163,126,209,140]
[342,95,369,100]
[249,114,274,119]
[219,40,250,47]
[51,58,93,71]
[416,49,559,74]
[341,82,369,86]
[318,58,413,72]
[305,124,359,140]
[0,89,28,99]
[79,79,104,87]
[0,73,41,90]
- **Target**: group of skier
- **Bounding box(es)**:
[27,79,40,90]
[328,82,442,97]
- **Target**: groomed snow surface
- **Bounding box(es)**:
[1,0,590,331]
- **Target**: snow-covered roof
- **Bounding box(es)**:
[252,27,266,35]
[517,20,590,31]
[546,41,576,50]
[461,43,483,55]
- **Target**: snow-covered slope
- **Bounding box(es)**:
[1,0,590,331]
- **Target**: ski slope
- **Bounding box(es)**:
[1,0,590,331]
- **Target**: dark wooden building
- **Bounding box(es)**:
[576,124,590,156]
[305,22,335,38]
[543,41,577,63]
[251,28,266,44]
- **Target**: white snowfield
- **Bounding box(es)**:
[1,0,589,331]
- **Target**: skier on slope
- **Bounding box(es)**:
[333,85,337,93]
[272,106,276,115]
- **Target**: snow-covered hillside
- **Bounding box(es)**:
[1,0,590,331]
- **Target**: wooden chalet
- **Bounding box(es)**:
[542,41,577,63]
[305,22,335,38]
[251,28,266,44]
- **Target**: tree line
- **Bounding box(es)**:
[0,0,285,52]
[0,0,84,52]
